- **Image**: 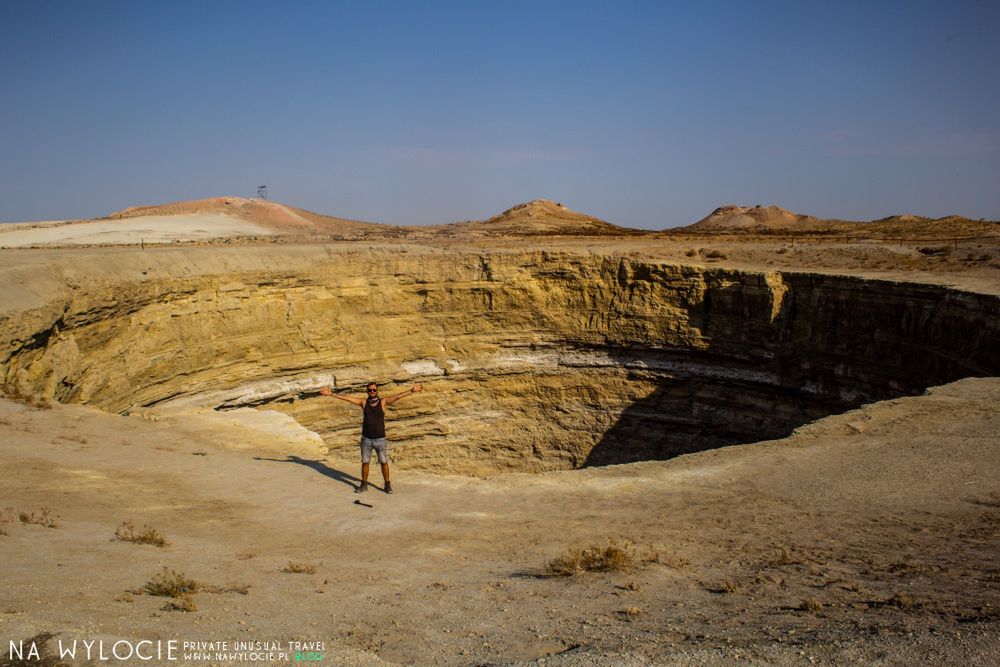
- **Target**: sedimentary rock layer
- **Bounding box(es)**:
[1,247,996,475]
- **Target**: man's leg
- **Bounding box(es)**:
[376,438,392,493]
[357,438,372,492]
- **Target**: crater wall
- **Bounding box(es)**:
[1,249,997,474]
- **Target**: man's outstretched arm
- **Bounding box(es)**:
[382,383,423,406]
[318,386,365,406]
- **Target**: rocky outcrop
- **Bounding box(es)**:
[1,248,997,475]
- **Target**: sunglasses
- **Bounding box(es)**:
[367,388,378,393]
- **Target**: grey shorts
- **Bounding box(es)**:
[360,436,389,464]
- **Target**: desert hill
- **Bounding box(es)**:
[419,199,643,238]
[685,204,826,231]
[679,204,998,239]
[106,196,384,235]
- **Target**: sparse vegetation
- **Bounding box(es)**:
[236,549,258,560]
[283,561,319,574]
[800,597,823,612]
[18,507,59,528]
[114,520,169,547]
[546,539,636,576]
[706,578,743,594]
[201,583,250,595]
[162,594,197,612]
[143,567,199,597]
[704,249,727,259]
[883,592,916,610]
[0,382,52,410]
[685,248,698,257]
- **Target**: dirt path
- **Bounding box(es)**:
[2,377,998,665]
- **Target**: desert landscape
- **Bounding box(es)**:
[1,198,998,666]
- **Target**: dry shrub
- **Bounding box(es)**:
[162,594,197,612]
[704,249,727,259]
[235,550,257,560]
[143,567,199,597]
[201,583,250,595]
[114,520,169,547]
[768,546,804,566]
[684,248,698,257]
[283,561,319,575]
[546,539,636,576]
[0,507,15,523]
[1,382,52,410]
[884,592,916,610]
[18,508,59,528]
[800,597,823,612]
[707,578,743,594]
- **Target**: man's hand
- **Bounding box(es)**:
[319,386,332,397]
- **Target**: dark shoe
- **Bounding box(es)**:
[355,482,369,493]
[384,481,393,494]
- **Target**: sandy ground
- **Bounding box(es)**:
[0,215,274,247]
[1,376,998,666]
[1,231,998,665]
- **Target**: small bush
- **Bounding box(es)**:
[0,382,52,410]
[162,594,197,612]
[546,540,636,576]
[884,592,916,610]
[800,597,823,612]
[18,507,59,528]
[114,520,169,547]
[685,248,698,257]
[704,250,727,259]
[144,567,199,597]
[283,561,319,575]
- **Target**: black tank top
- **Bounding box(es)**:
[362,398,385,438]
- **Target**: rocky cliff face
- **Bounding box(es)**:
[1,248,997,475]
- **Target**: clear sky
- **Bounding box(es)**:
[2,1,998,228]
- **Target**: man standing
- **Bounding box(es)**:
[319,381,423,493]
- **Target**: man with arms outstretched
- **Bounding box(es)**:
[319,381,423,494]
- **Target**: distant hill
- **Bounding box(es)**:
[684,205,825,231]
[105,197,385,235]
[678,205,997,238]
[420,199,643,238]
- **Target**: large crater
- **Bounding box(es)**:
[2,249,997,475]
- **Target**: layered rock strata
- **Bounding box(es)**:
[1,248,997,475]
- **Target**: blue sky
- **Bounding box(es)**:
[2,1,998,228]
